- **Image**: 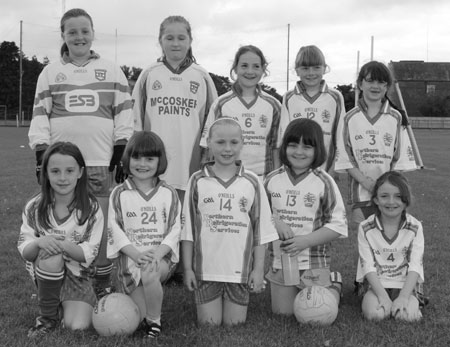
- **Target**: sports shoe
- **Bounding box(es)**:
[141,319,161,338]
[27,316,57,339]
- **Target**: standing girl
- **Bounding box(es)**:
[28,8,134,295]
[279,45,345,172]
[200,45,282,177]
[107,131,181,338]
[17,142,104,338]
[132,15,218,202]
[181,118,278,325]
[264,118,347,323]
[335,61,417,231]
[356,171,424,321]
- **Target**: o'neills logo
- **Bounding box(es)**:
[190,81,200,94]
[95,69,106,81]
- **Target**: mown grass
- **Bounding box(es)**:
[0,127,449,347]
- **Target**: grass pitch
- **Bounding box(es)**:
[0,127,449,347]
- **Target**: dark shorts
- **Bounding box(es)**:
[194,281,249,306]
[265,267,333,290]
[61,269,97,307]
[114,257,177,295]
[86,166,112,197]
[356,280,426,308]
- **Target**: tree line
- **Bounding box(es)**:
[2,40,407,120]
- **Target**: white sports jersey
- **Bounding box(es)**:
[107,178,181,289]
[17,195,104,277]
[132,59,218,190]
[335,99,417,206]
[200,83,281,176]
[279,81,345,171]
[181,162,278,283]
[356,213,424,289]
[28,52,134,166]
[264,166,347,270]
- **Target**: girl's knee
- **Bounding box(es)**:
[394,296,422,322]
[37,253,64,272]
[361,291,386,321]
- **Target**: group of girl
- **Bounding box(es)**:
[18,7,425,340]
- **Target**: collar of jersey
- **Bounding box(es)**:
[374,212,407,232]
[202,160,244,177]
[61,50,100,66]
[232,82,262,96]
[357,97,390,114]
[295,79,327,95]
[158,56,194,74]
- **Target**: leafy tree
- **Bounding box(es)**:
[120,65,132,80]
[209,73,232,96]
[0,41,44,118]
[131,67,142,81]
[335,84,355,112]
[0,41,20,110]
[261,83,282,103]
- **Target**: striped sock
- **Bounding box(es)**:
[94,263,113,288]
[35,267,65,320]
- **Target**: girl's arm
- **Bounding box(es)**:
[347,167,376,193]
[280,226,340,256]
[391,271,419,316]
[365,271,393,313]
[248,244,266,292]
[21,235,65,262]
[181,240,197,291]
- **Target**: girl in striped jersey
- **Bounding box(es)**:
[18,142,104,338]
[28,8,134,297]
[279,45,345,172]
[356,171,424,321]
[182,118,278,325]
[200,45,282,177]
[107,131,181,338]
[264,119,347,322]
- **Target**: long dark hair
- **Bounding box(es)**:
[37,142,96,230]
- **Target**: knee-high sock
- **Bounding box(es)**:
[35,267,65,320]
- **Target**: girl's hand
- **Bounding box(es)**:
[136,249,155,267]
[183,269,197,291]
[273,213,294,240]
[37,235,65,256]
[362,176,376,193]
[280,236,308,257]
[248,270,265,293]
[377,295,393,318]
[391,295,409,319]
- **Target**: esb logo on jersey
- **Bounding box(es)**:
[65,90,100,112]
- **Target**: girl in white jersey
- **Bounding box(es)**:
[335,61,417,231]
[28,8,134,296]
[356,171,424,321]
[264,118,347,323]
[181,118,278,325]
[279,45,345,172]
[132,15,218,202]
[107,131,181,338]
[200,45,282,177]
[18,142,104,338]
